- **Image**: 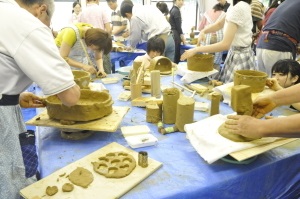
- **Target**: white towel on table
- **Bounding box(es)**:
[176,62,218,84]
[185,114,280,164]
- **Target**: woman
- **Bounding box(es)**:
[181,0,256,83]
[55,23,112,76]
[70,1,82,24]
[198,3,225,65]
[156,2,169,21]
[266,59,300,110]
[169,0,185,64]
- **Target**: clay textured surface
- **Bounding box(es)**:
[72,70,91,89]
[46,186,58,196]
[62,183,74,192]
[92,152,136,178]
[218,123,257,142]
[234,70,267,93]
[68,167,94,188]
[187,54,214,72]
[149,56,172,74]
[46,89,113,122]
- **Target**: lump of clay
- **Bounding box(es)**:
[45,89,113,122]
[46,186,58,196]
[218,123,257,142]
[149,56,172,74]
[68,167,94,188]
[62,183,74,192]
[92,152,136,178]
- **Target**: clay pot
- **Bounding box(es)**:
[72,70,91,89]
[149,56,172,75]
[234,70,267,93]
[187,54,214,72]
[45,89,113,122]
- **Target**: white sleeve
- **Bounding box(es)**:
[226,3,249,27]
[14,27,76,95]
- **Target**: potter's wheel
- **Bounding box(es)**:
[60,129,94,140]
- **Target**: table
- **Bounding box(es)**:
[24,75,300,199]
[110,50,146,73]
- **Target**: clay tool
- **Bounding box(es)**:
[160,125,179,135]
[172,82,193,93]
[138,151,148,168]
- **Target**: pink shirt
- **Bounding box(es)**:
[198,10,225,31]
[79,3,111,30]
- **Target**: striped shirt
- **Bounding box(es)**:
[111,7,127,37]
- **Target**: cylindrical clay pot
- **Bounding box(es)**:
[175,96,195,132]
[162,88,180,124]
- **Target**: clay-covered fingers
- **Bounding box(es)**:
[180,49,196,61]
[266,78,274,87]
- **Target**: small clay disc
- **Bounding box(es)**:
[62,183,74,192]
[218,123,257,142]
[68,167,94,188]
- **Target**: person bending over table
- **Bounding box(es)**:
[0,0,80,198]
[225,83,300,139]
[180,0,256,84]
[55,23,112,77]
[266,59,300,111]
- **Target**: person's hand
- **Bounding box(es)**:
[82,64,97,74]
[252,96,277,118]
[180,48,197,61]
[19,92,45,108]
[266,78,282,91]
[224,115,263,139]
[197,31,206,46]
[97,69,107,78]
[122,30,129,38]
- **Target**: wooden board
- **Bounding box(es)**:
[25,106,130,132]
[20,142,162,199]
[230,138,299,161]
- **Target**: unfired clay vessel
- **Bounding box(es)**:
[187,54,214,72]
[45,89,113,122]
[72,70,91,89]
[149,56,172,75]
[234,70,267,93]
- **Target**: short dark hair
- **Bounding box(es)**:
[156,2,169,16]
[147,36,165,54]
[272,59,300,84]
[213,3,224,11]
[120,1,133,18]
[106,0,117,3]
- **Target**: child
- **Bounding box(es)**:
[134,36,176,69]
[266,59,300,110]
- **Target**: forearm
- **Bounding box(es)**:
[272,84,300,106]
[64,57,85,70]
[193,40,230,53]
[261,114,300,137]
[112,26,126,36]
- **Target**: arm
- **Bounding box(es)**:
[95,51,107,77]
[128,17,143,48]
[59,41,97,74]
[197,15,225,44]
[104,22,112,34]
[56,84,81,106]
[225,114,300,138]
[180,21,236,61]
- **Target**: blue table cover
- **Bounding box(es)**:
[23,75,300,199]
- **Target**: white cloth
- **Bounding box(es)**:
[185,114,280,164]
[176,62,218,83]
[225,1,253,47]
[0,0,75,95]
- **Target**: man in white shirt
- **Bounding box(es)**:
[120,2,175,62]
[0,0,80,198]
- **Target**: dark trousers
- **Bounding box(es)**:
[172,30,181,64]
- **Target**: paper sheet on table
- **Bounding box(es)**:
[89,82,106,91]
[184,114,281,164]
[176,62,218,84]
[213,83,275,105]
